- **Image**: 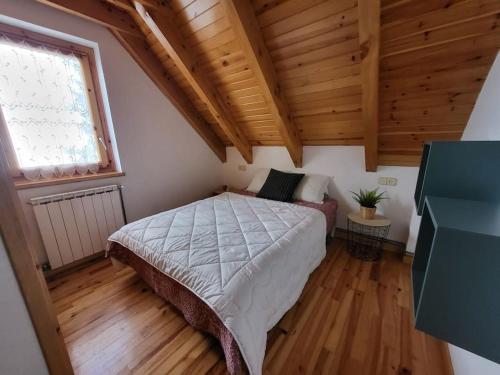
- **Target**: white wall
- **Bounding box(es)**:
[223,146,419,242]
[462,53,500,141]
[406,53,500,255]
[404,53,500,373]
[448,52,500,375]
[0,235,49,375]
[0,0,224,263]
[405,209,421,253]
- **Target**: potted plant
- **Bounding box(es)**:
[351,188,387,220]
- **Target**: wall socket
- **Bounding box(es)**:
[238,165,247,171]
[378,176,398,186]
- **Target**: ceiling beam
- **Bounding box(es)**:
[134,1,253,164]
[112,29,227,162]
[358,0,381,172]
[220,0,303,167]
[105,0,169,14]
[36,0,144,38]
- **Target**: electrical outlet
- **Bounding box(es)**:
[378,177,387,185]
[387,177,398,186]
[238,165,247,171]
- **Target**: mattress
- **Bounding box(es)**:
[107,192,327,375]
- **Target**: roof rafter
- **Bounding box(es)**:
[220,0,303,167]
[134,1,253,164]
[112,29,227,162]
[358,0,381,172]
[36,0,144,38]
[105,0,169,14]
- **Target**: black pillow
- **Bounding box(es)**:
[257,169,305,202]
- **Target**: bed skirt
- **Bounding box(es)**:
[108,242,246,374]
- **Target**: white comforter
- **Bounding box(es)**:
[108,192,326,375]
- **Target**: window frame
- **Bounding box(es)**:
[0,22,118,186]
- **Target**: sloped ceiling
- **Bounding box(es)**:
[37,0,500,170]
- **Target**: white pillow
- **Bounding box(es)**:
[246,168,270,193]
[293,174,330,203]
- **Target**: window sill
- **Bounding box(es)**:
[14,171,125,190]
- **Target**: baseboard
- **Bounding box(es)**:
[334,227,406,254]
[403,252,414,264]
[44,251,106,281]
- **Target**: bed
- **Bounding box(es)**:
[107,191,337,375]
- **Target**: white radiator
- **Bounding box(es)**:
[31,185,125,269]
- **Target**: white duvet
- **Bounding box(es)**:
[108,192,326,375]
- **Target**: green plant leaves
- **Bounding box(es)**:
[350,188,388,208]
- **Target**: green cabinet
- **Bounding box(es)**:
[414,141,500,215]
[413,196,500,363]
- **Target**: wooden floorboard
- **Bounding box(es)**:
[48,239,452,374]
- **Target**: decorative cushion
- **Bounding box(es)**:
[246,168,270,193]
[293,174,330,203]
[257,168,305,202]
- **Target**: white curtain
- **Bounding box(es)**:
[0,34,101,180]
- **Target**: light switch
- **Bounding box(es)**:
[238,165,247,171]
[378,177,398,186]
[387,177,398,186]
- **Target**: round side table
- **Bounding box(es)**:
[347,212,391,261]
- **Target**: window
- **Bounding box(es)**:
[0,23,117,186]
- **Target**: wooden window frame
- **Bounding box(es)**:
[0,23,121,188]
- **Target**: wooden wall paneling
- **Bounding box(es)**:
[270,23,360,63]
[134,1,253,163]
[221,0,303,167]
[39,0,500,167]
[381,13,500,58]
[380,90,479,111]
[256,0,365,147]
[381,0,464,24]
[264,7,358,51]
[259,0,358,42]
[274,40,360,72]
[380,123,466,134]
[358,0,381,171]
[0,136,73,373]
[180,8,278,145]
[381,66,492,97]
[381,0,500,42]
[173,0,220,23]
[112,30,227,161]
[37,0,143,38]
[378,0,500,163]
[380,32,500,74]
[378,153,422,166]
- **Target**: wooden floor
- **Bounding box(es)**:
[48,239,452,375]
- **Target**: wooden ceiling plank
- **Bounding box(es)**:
[382,0,500,43]
[358,0,381,172]
[111,30,226,162]
[381,13,500,58]
[36,0,144,38]
[261,0,357,41]
[221,0,303,167]
[134,1,253,163]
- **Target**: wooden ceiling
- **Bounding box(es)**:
[37,0,500,170]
